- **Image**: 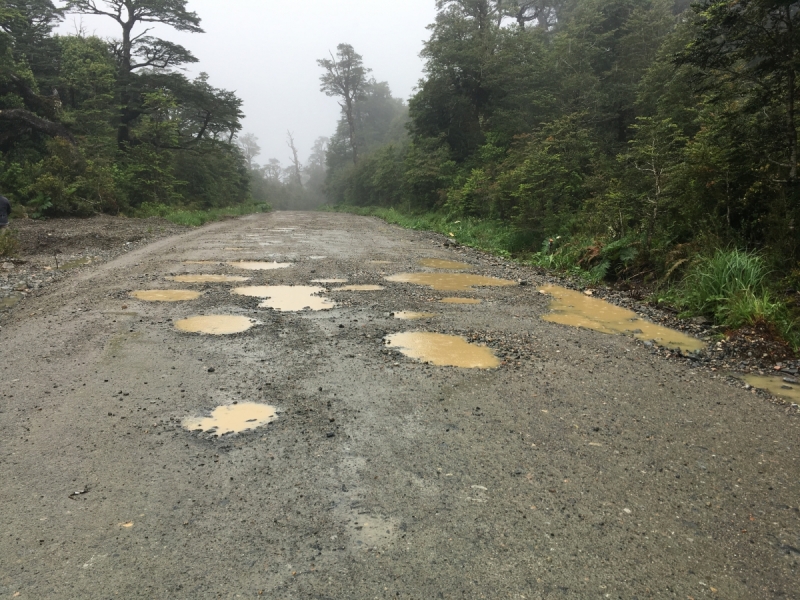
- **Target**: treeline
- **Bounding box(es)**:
[0,0,258,218]
[324,0,800,280]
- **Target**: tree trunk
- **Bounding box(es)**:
[787,6,798,183]
[344,97,358,165]
[117,20,135,146]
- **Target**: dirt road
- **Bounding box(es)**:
[1,212,798,599]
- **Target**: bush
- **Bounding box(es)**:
[0,228,20,257]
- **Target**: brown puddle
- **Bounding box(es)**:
[131,290,202,302]
[227,261,292,271]
[232,285,336,311]
[742,375,800,402]
[393,311,436,320]
[419,258,471,270]
[385,332,499,368]
[333,285,385,292]
[540,285,704,352]
[168,275,250,284]
[385,273,517,292]
[175,315,254,335]
[312,278,348,284]
[441,298,482,305]
[184,403,278,435]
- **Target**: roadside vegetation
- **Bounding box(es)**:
[319,1,800,350]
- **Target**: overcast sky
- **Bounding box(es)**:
[57,0,437,166]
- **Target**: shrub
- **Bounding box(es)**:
[0,228,20,257]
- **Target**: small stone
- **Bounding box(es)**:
[2,262,13,271]
[783,377,798,384]
[207,367,215,373]
[326,432,335,438]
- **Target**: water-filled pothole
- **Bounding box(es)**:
[131,290,202,302]
[168,275,250,284]
[419,259,471,270]
[232,285,336,311]
[175,315,254,335]
[540,285,704,352]
[440,298,482,304]
[394,311,436,320]
[385,332,499,368]
[184,403,278,435]
[334,285,384,291]
[227,261,292,271]
[742,375,800,402]
[385,273,517,292]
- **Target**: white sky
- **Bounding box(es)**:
[57,0,437,165]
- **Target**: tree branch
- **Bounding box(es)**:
[0,109,77,144]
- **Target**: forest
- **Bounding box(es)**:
[320,0,800,341]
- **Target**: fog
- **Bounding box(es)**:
[57,0,437,166]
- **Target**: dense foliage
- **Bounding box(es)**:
[0,0,257,218]
[325,0,800,286]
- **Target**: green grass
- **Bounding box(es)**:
[0,228,19,258]
[135,202,271,227]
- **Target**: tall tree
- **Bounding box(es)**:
[64,0,203,144]
[318,43,370,164]
[286,130,302,186]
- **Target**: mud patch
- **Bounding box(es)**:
[540,285,704,352]
[227,261,292,271]
[386,273,517,292]
[168,275,250,284]
[232,285,336,312]
[386,332,499,368]
[394,311,436,320]
[419,258,471,270]
[441,298,482,305]
[131,290,202,302]
[742,375,800,402]
[184,403,278,435]
[334,285,385,292]
[175,315,254,335]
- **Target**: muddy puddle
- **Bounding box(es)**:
[540,285,704,352]
[232,285,336,311]
[393,311,436,320]
[334,285,384,291]
[0,294,22,310]
[227,261,292,271]
[175,315,254,335]
[385,332,499,368]
[184,403,278,435]
[312,278,348,284]
[742,375,800,402]
[168,275,250,284]
[385,273,517,292]
[131,290,202,302]
[441,298,482,304]
[419,258,471,270]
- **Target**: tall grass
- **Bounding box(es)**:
[0,228,19,257]
[135,202,271,227]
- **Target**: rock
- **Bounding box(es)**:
[644,341,654,348]
[207,367,216,373]
[326,432,335,438]
[783,377,799,384]
[518,280,529,286]
[2,262,13,271]
[691,316,712,325]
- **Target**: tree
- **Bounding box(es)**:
[237,133,260,170]
[286,131,302,186]
[317,43,371,164]
[64,0,203,144]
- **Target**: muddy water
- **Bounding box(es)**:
[393,311,436,320]
[386,273,517,292]
[440,298,482,305]
[385,332,499,368]
[175,315,254,335]
[184,403,278,435]
[168,275,250,284]
[131,290,202,302]
[232,285,336,312]
[334,285,384,292]
[227,261,292,271]
[743,375,800,402]
[540,285,704,352]
[419,259,471,270]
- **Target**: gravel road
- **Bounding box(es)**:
[1,212,798,599]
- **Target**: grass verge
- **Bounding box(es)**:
[135,202,271,227]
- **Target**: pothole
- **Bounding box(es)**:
[131,290,202,302]
[440,298,482,304]
[385,332,499,368]
[168,275,250,284]
[232,285,336,311]
[184,403,278,435]
[393,311,436,320]
[385,273,517,292]
[742,375,800,402]
[333,285,385,291]
[540,285,705,352]
[419,259,471,270]
[227,261,292,271]
[175,315,254,335]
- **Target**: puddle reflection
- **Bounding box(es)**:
[385,332,499,368]
[175,315,254,335]
[393,311,436,320]
[334,285,384,291]
[232,285,336,311]
[386,273,516,292]
[184,403,278,434]
[131,290,202,302]
[227,261,292,271]
[742,375,800,402]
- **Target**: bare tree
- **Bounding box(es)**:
[286,131,303,186]
[237,133,260,170]
[317,44,371,165]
